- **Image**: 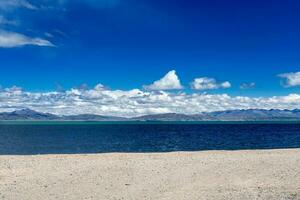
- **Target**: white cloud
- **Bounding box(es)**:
[0,2,49,49]
[143,70,183,90]
[94,83,105,91]
[0,0,37,10]
[191,77,231,90]
[1,84,300,117]
[0,30,54,48]
[278,72,300,87]
[240,82,256,89]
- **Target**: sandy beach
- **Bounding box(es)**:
[1,149,300,200]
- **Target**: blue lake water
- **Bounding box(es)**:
[1,122,300,155]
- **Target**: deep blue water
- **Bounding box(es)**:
[1,123,300,155]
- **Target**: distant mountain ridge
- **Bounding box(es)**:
[0,109,58,121]
[0,109,126,121]
[133,109,300,121]
[1,108,300,121]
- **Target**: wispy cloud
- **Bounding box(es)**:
[278,72,300,87]
[190,77,231,90]
[0,30,54,47]
[143,70,183,90]
[0,0,37,10]
[240,82,256,89]
[0,1,55,48]
[55,0,120,8]
[1,85,300,117]
[0,16,18,25]
[83,0,120,8]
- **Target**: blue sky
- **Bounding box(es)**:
[0,0,300,116]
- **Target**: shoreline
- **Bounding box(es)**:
[1,147,300,156]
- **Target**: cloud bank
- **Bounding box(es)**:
[1,85,300,117]
[190,77,231,90]
[0,30,54,47]
[143,70,183,90]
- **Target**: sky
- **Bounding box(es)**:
[0,0,300,116]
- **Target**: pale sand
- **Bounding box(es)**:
[1,149,300,200]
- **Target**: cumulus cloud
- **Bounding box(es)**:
[0,30,54,47]
[278,72,300,87]
[143,70,183,90]
[94,83,107,91]
[240,82,256,89]
[1,84,300,117]
[0,0,37,10]
[191,77,231,90]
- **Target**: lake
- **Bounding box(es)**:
[1,122,300,155]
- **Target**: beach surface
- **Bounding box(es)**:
[1,149,300,200]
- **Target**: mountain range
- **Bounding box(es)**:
[1,108,300,121]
